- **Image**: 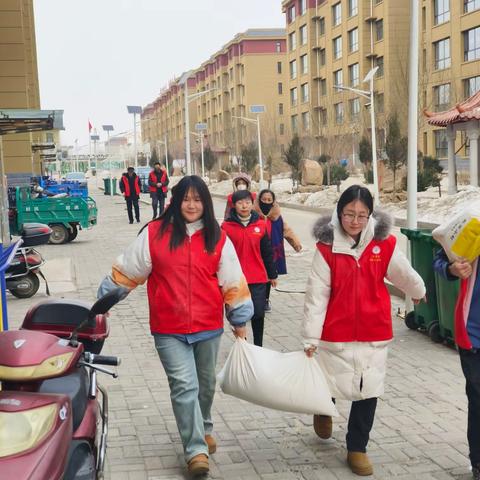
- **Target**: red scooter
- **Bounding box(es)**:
[0,287,124,480]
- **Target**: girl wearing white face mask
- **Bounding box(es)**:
[223,173,257,219]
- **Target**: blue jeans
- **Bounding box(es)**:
[153,334,221,461]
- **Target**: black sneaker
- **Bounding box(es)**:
[129,220,133,224]
[265,299,272,312]
[136,219,140,223]
[473,466,480,480]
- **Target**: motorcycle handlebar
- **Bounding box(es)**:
[91,354,121,366]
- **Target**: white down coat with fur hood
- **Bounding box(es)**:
[302,211,426,401]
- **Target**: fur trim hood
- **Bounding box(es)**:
[253,198,281,221]
[232,172,252,190]
[312,210,393,245]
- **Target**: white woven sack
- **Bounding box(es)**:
[217,338,338,416]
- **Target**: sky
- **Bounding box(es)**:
[33,0,285,151]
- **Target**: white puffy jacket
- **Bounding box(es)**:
[303,211,426,401]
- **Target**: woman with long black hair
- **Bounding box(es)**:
[98,176,253,477]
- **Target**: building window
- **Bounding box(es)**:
[464,76,480,98]
[320,78,327,96]
[348,0,358,17]
[433,83,450,111]
[278,82,283,94]
[290,59,297,79]
[318,17,325,36]
[434,38,450,70]
[375,56,384,77]
[422,7,426,30]
[320,108,327,125]
[288,4,296,23]
[299,0,307,15]
[375,19,384,41]
[300,24,308,46]
[464,0,480,13]
[434,130,448,158]
[300,54,309,74]
[46,133,54,143]
[334,102,345,124]
[301,83,310,103]
[276,41,282,53]
[333,36,343,59]
[290,87,298,106]
[289,31,297,51]
[319,48,326,66]
[434,0,450,25]
[277,61,282,74]
[375,92,385,113]
[464,27,480,61]
[302,111,310,130]
[334,69,343,88]
[332,3,342,26]
[279,103,284,115]
[349,63,359,86]
[280,123,285,135]
[349,97,360,120]
[348,28,359,53]
[291,115,298,133]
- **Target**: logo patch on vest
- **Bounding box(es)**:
[254,227,261,233]
[370,245,382,262]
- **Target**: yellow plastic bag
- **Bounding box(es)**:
[433,205,480,262]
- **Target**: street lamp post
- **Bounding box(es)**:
[334,66,379,204]
[233,105,266,187]
[156,136,169,174]
[180,72,217,175]
[127,106,142,171]
[102,125,114,196]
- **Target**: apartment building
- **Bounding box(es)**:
[141,29,287,168]
[282,0,410,162]
[0,0,43,173]
[421,0,480,162]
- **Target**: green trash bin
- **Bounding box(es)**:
[400,228,440,338]
[433,257,459,344]
[103,178,117,195]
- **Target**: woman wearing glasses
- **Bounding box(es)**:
[302,185,425,477]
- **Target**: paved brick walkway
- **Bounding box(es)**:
[6,187,474,480]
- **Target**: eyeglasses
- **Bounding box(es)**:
[341,212,370,223]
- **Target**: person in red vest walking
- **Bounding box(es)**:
[302,185,425,477]
[98,176,253,477]
[222,189,277,347]
[149,162,169,219]
[119,166,141,224]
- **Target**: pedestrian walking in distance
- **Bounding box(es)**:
[149,162,169,219]
[222,189,277,347]
[98,175,253,477]
[302,185,425,477]
[254,188,302,312]
[223,172,256,219]
[119,166,141,224]
[434,250,480,480]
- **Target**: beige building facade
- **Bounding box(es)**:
[421,0,480,164]
[141,29,288,169]
[282,0,411,164]
[0,0,43,174]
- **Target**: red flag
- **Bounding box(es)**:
[88,120,93,132]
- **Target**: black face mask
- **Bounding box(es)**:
[259,201,273,215]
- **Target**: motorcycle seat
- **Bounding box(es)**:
[38,367,89,431]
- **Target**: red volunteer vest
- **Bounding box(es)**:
[317,235,396,342]
[121,175,140,197]
[221,216,268,284]
[149,170,168,193]
[147,221,226,334]
[454,280,473,350]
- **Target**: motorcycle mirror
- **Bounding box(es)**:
[88,287,125,319]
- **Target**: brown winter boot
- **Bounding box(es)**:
[313,414,332,439]
[205,434,217,454]
[187,454,209,476]
[347,451,373,476]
